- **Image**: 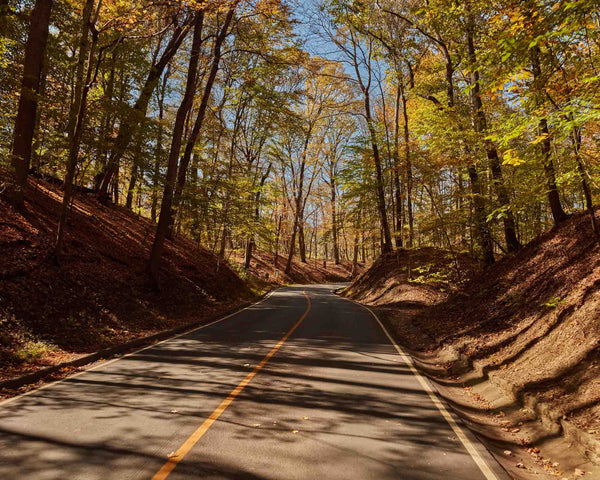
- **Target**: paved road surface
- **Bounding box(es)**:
[0,285,508,479]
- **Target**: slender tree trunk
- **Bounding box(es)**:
[352,227,359,277]
[150,70,169,222]
[530,44,567,225]
[148,12,205,282]
[274,214,282,267]
[95,57,115,186]
[466,19,520,252]
[9,0,53,208]
[572,126,598,235]
[97,22,191,201]
[298,216,307,263]
[364,96,392,253]
[350,35,392,253]
[55,20,99,254]
[399,81,413,248]
[244,163,271,269]
[0,0,10,33]
[467,164,494,265]
[393,83,403,248]
[285,133,311,274]
[65,0,94,145]
[169,8,235,236]
[330,175,340,264]
[126,123,145,210]
[285,214,299,274]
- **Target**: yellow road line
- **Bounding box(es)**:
[346,298,500,480]
[152,290,311,480]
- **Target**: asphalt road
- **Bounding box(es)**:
[0,285,508,480]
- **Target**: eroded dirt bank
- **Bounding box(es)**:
[343,215,600,479]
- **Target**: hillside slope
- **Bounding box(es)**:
[231,250,363,288]
[343,213,600,476]
[0,177,254,384]
[414,213,600,436]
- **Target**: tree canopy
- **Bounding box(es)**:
[2,0,599,278]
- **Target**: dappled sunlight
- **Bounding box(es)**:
[0,287,502,479]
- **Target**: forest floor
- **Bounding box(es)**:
[342,213,600,479]
[0,176,353,393]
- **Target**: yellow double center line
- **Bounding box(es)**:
[152,290,311,480]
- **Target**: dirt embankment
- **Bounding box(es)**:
[231,250,364,290]
[0,177,255,386]
[343,214,600,479]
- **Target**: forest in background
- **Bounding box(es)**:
[2,0,600,283]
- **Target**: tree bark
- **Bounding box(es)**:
[399,80,413,248]
[97,21,191,201]
[467,164,494,265]
[330,173,340,264]
[148,11,205,282]
[571,126,597,235]
[349,34,392,253]
[126,123,145,210]
[393,82,403,248]
[273,213,282,267]
[150,69,169,222]
[169,6,235,236]
[530,44,568,225]
[9,0,53,208]
[55,17,99,254]
[465,18,521,252]
[244,163,271,269]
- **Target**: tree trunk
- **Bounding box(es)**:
[467,164,494,265]
[351,220,359,277]
[400,81,413,248]
[169,7,235,236]
[150,69,169,222]
[148,12,205,282]
[274,214,282,267]
[97,22,191,201]
[9,0,53,208]
[126,123,145,210]
[285,215,299,275]
[393,83,403,248]
[285,133,311,274]
[65,0,94,146]
[466,19,520,252]
[55,20,98,254]
[530,44,568,225]
[572,126,597,235]
[364,94,392,253]
[299,218,307,263]
[244,163,271,269]
[330,175,340,264]
[350,35,391,253]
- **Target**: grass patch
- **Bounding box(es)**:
[11,340,56,364]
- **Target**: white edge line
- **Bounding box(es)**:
[0,289,279,408]
[343,296,500,480]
